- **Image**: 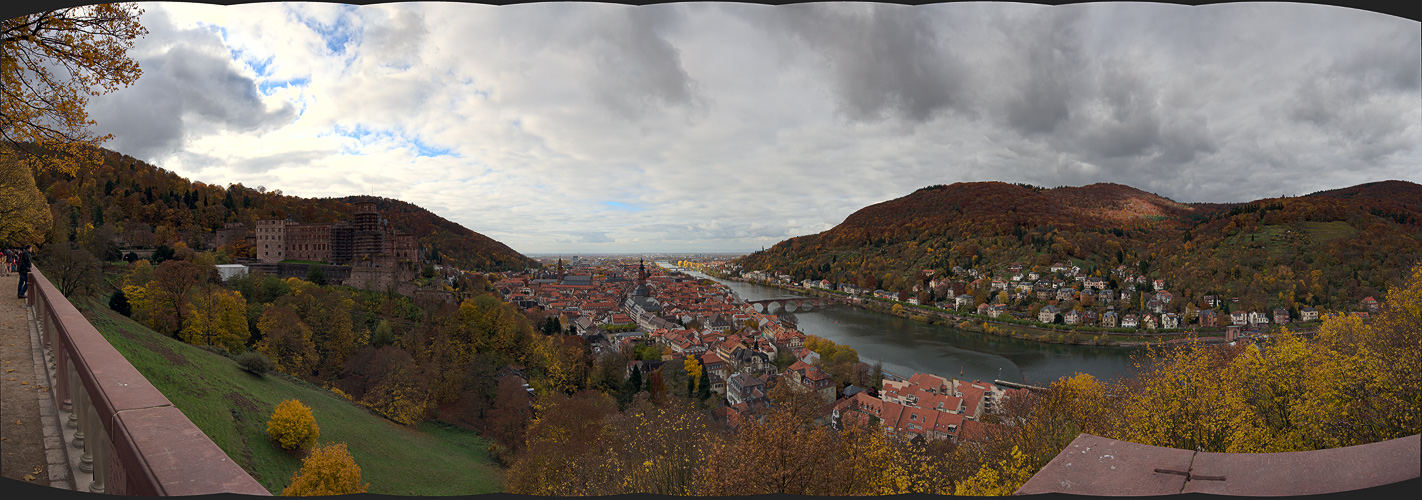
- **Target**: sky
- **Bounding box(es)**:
[17,1,1422,254]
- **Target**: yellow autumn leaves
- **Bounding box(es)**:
[965,263,1422,494]
[263,399,368,496]
[266,399,320,451]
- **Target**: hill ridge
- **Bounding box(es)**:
[737,179,1422,316]
[21,144,535,271]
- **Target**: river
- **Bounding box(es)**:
[667,264,1144,386]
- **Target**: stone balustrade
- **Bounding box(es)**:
[28,267,270,496]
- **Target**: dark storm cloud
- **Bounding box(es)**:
[746,3,970,123]
[560,6,704,121]
[1001,7,1087,135]
[1283,28,1421,164]
[87,9,295,161]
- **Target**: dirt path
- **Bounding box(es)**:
[0,272,51,486]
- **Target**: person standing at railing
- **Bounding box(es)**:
[16,245,32,299]
[2,249,11,276]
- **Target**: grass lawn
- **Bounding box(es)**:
[1299,221,1358,243]
[77,297,503,495]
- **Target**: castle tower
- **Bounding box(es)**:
[352,201,384,262]
[353,201,379,232]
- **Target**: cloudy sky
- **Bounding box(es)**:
[28,2,1422,253]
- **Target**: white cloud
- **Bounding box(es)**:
[77,2,1421,254]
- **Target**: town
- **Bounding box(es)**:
[487,256,1021,444]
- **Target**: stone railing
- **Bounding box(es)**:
[28,267,270,495]
[1015,433,1420,495]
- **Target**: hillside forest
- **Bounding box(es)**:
[7,143,534,271]
[737,181,1422,318]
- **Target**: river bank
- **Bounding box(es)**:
[687,267,1245,349]
[671,264,1145,384]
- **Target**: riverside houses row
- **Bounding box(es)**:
[756,261,1364,334]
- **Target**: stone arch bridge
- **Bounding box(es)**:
[744,297,849,314]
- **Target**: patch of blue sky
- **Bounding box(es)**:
[257,77,310,97]
[327,124,456,158]
[246,55,273,78]
[602,201,644,212]
[406,136,455,158]
[195,21,229,41]
[298,7,362,56]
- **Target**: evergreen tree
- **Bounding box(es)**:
[306,265,326,286]
[152,244,174,264]
[618,366,643,409]
[108,289,131,317]
[697,366,712,401]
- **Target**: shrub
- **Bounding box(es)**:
[108,289,131,317]
[237,351,274,375]
[267,399,320,450]
[282,443,368,496]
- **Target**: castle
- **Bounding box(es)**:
[253,201,419,291]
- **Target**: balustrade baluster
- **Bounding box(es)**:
[55,338,71,412]
[67,359,83,436]
[77,385,95,474]
[87,404,108,494]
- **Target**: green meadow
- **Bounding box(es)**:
[79,297,503,495]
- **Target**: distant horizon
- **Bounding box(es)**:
[10,2,1415,254]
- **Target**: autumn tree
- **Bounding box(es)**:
[1,4,146,173]
[527,333,588,395]
[150,259,204,336]
[0,150,51,246]
[486,374,533,459]
[504,390,619,494]
[697,384,843,495]
[180,284,249,353]
[351,347,429,425]
[505,392,716,495]
[282,443,369,496]
[266,399,319,451]
[683,355,703,395]
[277,280,357,379]
[255,306,317,377]
[36,241,101,296]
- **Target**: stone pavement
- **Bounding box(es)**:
[0,272,72,490]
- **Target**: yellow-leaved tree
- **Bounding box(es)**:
[1,4,147,174]
[255,306,317,377]
[180,284,249,353]
[683,355,702,393]
[0,152,51,246]
[954,445,1038,496]
[266,399,319,451]
[282,443,368,496]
